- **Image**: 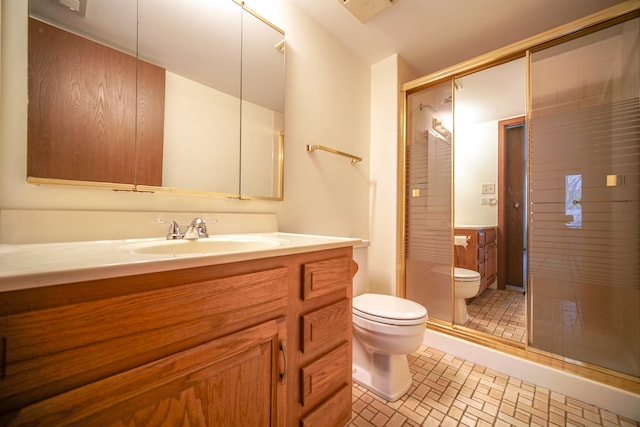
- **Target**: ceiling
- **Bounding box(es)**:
[288,0,627,76]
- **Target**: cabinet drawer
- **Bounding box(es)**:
[301,299,350,354]
[300,341,350,408]
[300,384,351,427]
[302,257,352,301]
[0,267,288,414]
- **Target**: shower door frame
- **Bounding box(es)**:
[398,2,640,394]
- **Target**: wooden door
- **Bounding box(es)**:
[498,117,525,289]
[1,319,287,427]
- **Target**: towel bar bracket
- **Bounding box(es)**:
[306,144,362,164]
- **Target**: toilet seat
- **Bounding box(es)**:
[353,293,428,326]
[454,267,481,282]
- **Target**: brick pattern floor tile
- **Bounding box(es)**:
[348,346,639,427]
[466,288,526,343]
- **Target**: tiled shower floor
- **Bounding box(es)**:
[348,346,639,427]
[466,288,526,344]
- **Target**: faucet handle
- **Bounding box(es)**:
[183,217,218,239]
[157,219,182,240]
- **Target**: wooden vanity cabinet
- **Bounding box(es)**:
[454,227,497,295]
[0,247,354,427]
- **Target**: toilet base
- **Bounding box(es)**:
[352,353,412,402]
[454,298,470,325]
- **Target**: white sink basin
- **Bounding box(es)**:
[130,236,283,255]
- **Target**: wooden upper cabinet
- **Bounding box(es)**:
[27,18,164,186]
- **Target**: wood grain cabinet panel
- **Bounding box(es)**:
[0,266,288,417]
[27,18,164,186]
[291,251,353,426]
[300,384,352,427]
[301,299,350,353]
[0,319,286,427]
[300,341,351,407]
[302,257,353,301]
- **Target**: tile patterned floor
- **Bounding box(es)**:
[348,346,639,427]
[466,288,526,344]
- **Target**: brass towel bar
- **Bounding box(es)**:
[305,144,363,165]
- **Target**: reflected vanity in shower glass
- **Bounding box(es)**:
[452,58,527,343]
[405,81,454,323]
[528,16,640,377]
[401,4,640,391]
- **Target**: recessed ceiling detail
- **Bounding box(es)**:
[339,0,394,23]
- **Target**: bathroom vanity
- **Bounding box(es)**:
[454,226,497,295]
[0,234,357,426]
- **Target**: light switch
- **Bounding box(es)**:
[482,183,495,194]
[481,197,497,206]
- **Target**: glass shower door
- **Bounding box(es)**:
[405,82,454,322]
[528,16,640,376]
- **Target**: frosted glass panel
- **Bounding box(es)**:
[406,82,453,322]
[529,17,640,376]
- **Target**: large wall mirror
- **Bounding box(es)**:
[27,0,285,200]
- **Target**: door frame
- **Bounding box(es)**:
[497,115,526,290]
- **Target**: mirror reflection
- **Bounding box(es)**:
[453,58,526,344]
[27,0,285,200]
[137,0,242,195]
[405,59,527,344]
[27,0,140,185]
[240,9,285,199]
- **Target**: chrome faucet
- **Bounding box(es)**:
[158,217,217,240]
[183,217,211,240]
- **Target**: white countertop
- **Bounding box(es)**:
[0,232,361,292]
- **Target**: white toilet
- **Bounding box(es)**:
[454,267,481,324]
[351,243,428,402]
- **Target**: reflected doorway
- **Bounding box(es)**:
[498,116,526,291]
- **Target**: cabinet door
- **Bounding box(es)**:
[484,240,497,285]
[0,319,287,427]
[0,266,288,413]
[454,230,480,271]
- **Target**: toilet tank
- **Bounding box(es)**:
[353,240,370,297]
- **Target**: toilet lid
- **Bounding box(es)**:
[455,267,481,282]
[353,293,428,326]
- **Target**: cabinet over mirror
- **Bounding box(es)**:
[27,0,285,200]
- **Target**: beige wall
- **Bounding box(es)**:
[368,54,418,296]
[264,0,371,239]
[0,0,371,241]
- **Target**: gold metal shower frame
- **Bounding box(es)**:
[397,0,640,394]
